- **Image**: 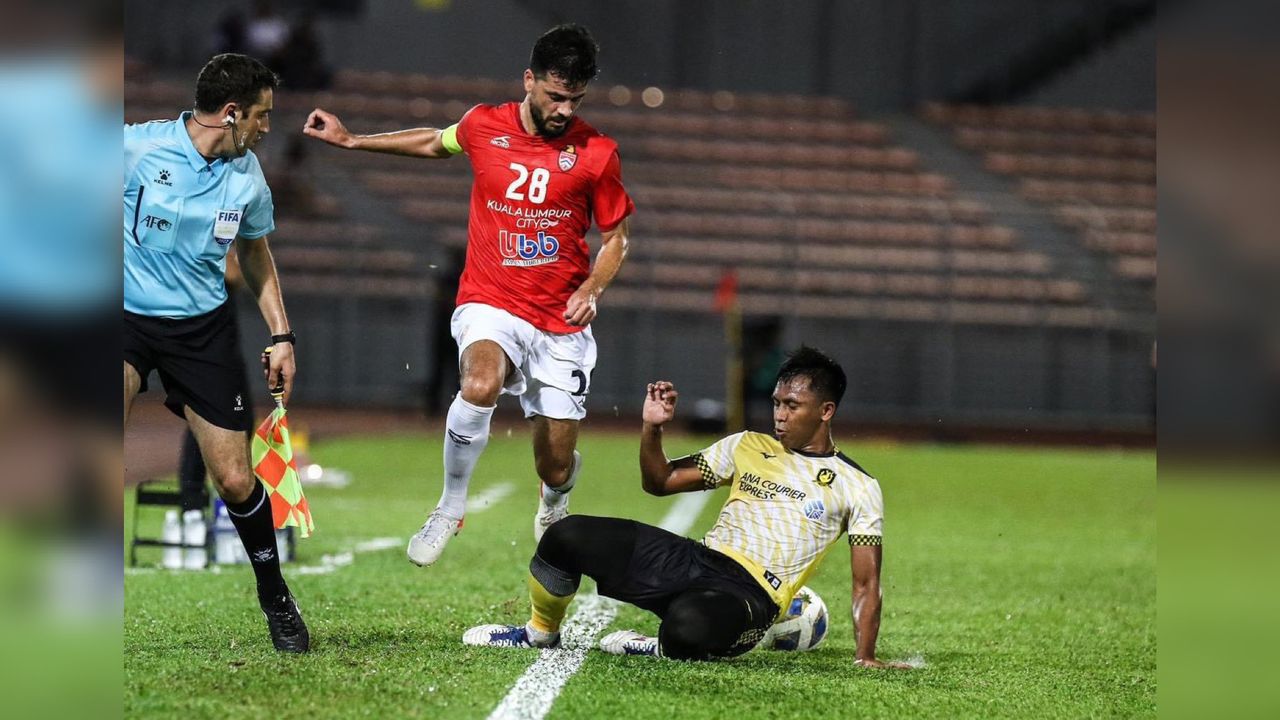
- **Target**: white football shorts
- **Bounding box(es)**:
[450,302,596,421]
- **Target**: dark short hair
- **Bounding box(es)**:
[529,24,599,87]
[194,53,278,113]
[776,346,847,407]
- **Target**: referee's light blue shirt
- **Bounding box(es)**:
[123,112,275,318]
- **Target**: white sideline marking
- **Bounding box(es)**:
[294,551,354,575]
[487,492,710,720]
[467,482,517,513]
[352,537,403,553]
[134,484,521,577]
[289,482,516,575]
[292,536,402,575]
[653,493,710,537]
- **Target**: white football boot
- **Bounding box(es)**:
[534,450,580,542]
[463,623,560,649]
[599,630,659,657]
[406,509,463,566]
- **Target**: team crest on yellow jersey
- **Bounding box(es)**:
[815,468,836,487]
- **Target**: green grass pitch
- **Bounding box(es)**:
[124,430,1155,719]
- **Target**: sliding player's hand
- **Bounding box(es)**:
[303,108,354,149]
[854,657,914,670]
[642,381,678,426]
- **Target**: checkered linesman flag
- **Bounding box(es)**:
[252,350,314,538]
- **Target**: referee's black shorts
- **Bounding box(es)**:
[124,301,253,432]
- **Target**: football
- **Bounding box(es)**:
[760,585,829,651]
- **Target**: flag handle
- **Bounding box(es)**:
[262,346,286,408]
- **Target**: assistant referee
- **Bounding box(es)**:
[123,53,307,652]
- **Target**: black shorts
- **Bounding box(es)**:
[124,301,253,431]
[598,520,779,655]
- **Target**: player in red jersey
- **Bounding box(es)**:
[303,25,633,566]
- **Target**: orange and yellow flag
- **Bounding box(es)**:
[252,394,314,538]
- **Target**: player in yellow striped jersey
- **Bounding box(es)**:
[463,346,909,667]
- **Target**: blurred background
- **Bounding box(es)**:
[121,0,1158,446]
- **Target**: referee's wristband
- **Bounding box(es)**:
[271,331,297,346]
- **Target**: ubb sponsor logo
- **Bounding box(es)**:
[803,498,826,521]
[499,229,560,267]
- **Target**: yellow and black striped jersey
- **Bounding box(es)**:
[690,431,884,613]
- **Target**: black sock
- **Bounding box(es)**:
[177,430,210,512]
[226,481,289,603]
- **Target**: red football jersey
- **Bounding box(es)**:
[454,102,634,334]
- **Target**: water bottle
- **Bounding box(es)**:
[182,509,207,570]
[275,527,293,563]
[212,500,243,565]
[161,510,182,569]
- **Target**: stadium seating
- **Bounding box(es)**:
[125,76,1157,326]
[924,103,1156,286]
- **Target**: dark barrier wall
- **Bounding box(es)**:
[242,298,1154,434]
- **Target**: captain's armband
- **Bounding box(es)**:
[440,123,463,155]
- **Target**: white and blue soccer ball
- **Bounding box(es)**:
[760,585,828,652]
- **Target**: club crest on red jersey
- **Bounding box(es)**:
[558,145,577,172]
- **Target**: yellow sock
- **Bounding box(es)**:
[527,570,575,634]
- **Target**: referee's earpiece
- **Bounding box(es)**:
[223,111,236,126]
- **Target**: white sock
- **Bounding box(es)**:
[524,622,558,645]
[541,451,579,508]
[437,396,494,518]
